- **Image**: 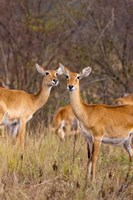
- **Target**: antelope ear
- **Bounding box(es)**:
[59,63,69,75]
[56,65,63,75]
[36,63,46,76]
[115,98,122,105]
[124,93,129,97]
[118,100,122,105]
[80,67,92,78]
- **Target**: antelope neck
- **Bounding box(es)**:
[69,88,84,120]
[33,83,52,111]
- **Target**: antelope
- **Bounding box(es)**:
[59,63,133,180]
[0,63,62,150]
[116,93,133,105]
[53,104,79,139]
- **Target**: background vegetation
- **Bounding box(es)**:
[0,0,133,199]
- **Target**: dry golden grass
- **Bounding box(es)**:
[0,125,132,200]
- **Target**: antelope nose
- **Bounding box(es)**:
[53,79,58,84]
[68,85,73,90]
[53,79,59,85]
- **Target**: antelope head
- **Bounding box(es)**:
[36,63,63,87]
[59,63,92,91]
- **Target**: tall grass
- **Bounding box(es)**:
[0,125,132,200]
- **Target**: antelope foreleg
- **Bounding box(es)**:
[87,142,94,177]
[86,135,94,177]
[91,139,101,181]
[20,120,26,150]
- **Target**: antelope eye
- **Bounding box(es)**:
[77,76,80,79]
[65,75,69,79]
[46,72,49,75]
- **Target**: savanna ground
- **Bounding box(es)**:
[0,123,132,200]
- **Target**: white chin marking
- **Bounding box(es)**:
[52,82,58,86]
[70,88,76,91]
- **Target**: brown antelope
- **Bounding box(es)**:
[116,93,133,105]
[0,63,62,150]
[59,63,133,180]
[53,104,79,139]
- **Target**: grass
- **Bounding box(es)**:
[0,125,132,200]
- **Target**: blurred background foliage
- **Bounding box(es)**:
[0,0,133,125]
